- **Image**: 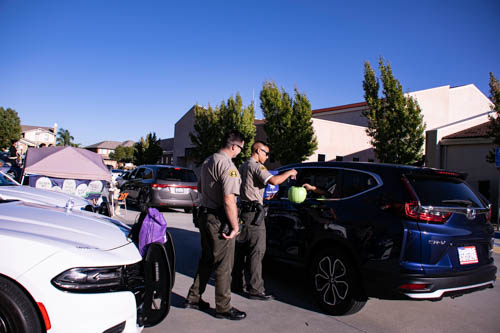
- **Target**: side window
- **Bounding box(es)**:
[301,168,340,199]
[341,170,377,198]
[143,168,153,180]
[135,168,146,179]
[129,169,138,179]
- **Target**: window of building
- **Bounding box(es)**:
[353,157,359,162]
[318,154,325,162]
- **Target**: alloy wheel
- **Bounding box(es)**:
[314,256,349,306]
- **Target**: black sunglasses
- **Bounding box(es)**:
[233,143,244,150]
[260,148,269,156]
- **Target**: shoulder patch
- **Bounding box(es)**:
[229,169,239,178]
[260,165,267,171]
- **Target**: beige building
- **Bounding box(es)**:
[18,124,58,153]
[309,84,493,164]
[85,140,135,168]
[167,83,496,210]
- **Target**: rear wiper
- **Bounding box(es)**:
[441,199,473,207]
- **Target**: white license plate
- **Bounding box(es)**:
[458,246,478,265]
[175,187,184,193]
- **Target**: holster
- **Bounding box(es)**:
[239,200,266,226]
[252,202,266,226]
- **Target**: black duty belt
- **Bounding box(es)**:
[239,200,258,213]
[199,206,218,214]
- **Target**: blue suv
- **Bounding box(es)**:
[264,162,496,315]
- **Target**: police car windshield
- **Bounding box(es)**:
[0,171,19,186]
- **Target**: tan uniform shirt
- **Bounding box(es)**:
[199,151,241,209]
[239,158,273,205]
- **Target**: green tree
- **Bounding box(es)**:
[109,145,135,163]
[260,81,317,165]
[56,128,75,146]
[486,72,500,163]
[133,137,147,166]
[0,107,22,149]
[362,57,426,165]
[190,94,256,166]
[133,132,163,165]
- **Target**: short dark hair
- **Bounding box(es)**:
[221,130,245,149]
[11,139,18,145]
[251,140,268,153]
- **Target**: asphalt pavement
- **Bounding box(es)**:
[115,208,500,333]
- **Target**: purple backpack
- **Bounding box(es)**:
[138,208,167,257]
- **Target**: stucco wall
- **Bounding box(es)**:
[312,106,368,127]
[305,118,374,162]
[24,130,56,146]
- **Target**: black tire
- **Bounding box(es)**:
[139,193,150,213]
[0,276,43,333]
[309,248,366,316]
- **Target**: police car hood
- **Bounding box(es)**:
[0,184,91,209]
[0,200,132,251]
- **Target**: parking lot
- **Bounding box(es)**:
[117,209,500,333]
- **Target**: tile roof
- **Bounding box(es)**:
[85,141,124,149]
[442,122,491,139]
[21,125,54,133]
[312,102,368,115]
[120,140,135,147]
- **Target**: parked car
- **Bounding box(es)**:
[111,169,124,183]
[0,171,94,211]
[264,161,496,315]
[116,170,132,189]
[0,199,175,332]
[122,165,199,213]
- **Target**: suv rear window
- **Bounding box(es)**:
[157,168,197,182]
[407,175,484,208]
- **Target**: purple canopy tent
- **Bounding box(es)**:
[22,147,112,199]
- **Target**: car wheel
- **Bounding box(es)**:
[309,248,366,316]
[0,276,43,333]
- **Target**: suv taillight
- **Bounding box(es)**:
[404,201,451,224]
[152,184,198,192]
[152,184,169,188]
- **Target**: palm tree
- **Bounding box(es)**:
[56,128,74,146]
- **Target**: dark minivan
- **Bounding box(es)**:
[265,162,496,315]
[122,165,199,212]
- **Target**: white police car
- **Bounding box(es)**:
[0,199,174,332]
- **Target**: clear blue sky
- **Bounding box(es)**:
[1,0,499,146]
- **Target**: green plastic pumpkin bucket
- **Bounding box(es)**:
[288,186,307,204]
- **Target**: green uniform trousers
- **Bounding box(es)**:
[232,211,266,294]
[186,212,235,312]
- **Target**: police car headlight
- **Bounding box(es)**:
[51,267,123,293]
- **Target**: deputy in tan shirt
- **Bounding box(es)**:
[232,141,297,300]
[185,130,247,320]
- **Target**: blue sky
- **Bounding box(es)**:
[1,0,499,146]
